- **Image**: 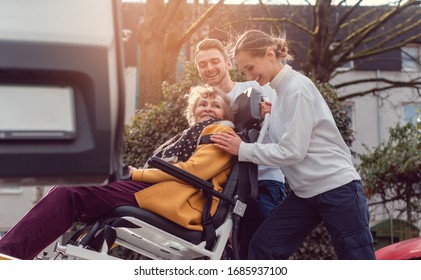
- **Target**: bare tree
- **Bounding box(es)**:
[136,0,224,108]
[222,0,421,101]
[131,0,420,107]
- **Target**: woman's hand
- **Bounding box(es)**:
[210,130,242,156]
[260,101,272,119]
[128,166,139,178]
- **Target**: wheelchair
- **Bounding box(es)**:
[51,88,267,260]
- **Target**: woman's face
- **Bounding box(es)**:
[194,95,226,123]
[235,48,279,86]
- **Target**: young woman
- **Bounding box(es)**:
[0,85,235,260]
[210,30,376,260]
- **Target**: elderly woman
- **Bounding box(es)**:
[0,85,235,260]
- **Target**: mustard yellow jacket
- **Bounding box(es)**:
[131,122,235,231]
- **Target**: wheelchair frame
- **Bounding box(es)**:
[50,88,267,260]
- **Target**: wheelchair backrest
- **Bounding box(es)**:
[210,87,263,228]
[232,87,263,133]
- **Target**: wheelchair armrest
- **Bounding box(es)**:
[147,156,235,204]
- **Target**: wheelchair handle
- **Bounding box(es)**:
[257,96,270,144]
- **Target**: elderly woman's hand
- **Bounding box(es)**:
[210,130,242,156]
[128,166,139,178]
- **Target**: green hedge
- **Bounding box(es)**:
[123,63,202,167]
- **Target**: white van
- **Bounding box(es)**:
[0,0,127,186]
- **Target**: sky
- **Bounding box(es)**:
[122,0,398,6]
[217,0,395,4]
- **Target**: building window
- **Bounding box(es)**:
[337,57,354,70]
[401,46,421,71]
[330,42,354,70]
[0,186,22,194]
[403,103,421,125]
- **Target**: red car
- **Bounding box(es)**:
[375,237,421,260]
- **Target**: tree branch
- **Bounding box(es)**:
[340,0,420,50]
[337,81,421,101]
[335,76,421,88]
[178,0,224,47]
[258,0,281,34]
[228,17,315,35]
[159,0,185,32]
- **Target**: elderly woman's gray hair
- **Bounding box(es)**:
[184,85,233,126]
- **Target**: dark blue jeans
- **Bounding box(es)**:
[248,180,376,260]
[239,180,286,259]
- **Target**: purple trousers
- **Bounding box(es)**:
[0,180,148,260]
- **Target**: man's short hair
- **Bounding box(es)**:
[195,38,229,62]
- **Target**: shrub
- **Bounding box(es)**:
[123,63,202,167]
[358,121,421,223]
